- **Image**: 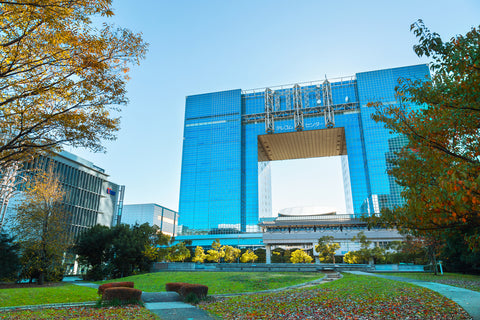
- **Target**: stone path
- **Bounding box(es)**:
[346,271,480,320]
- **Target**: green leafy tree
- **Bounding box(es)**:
[0,233,20,280]
[12,166,70,284]
[370,20,480,252]
[271,248,288,263]
[384,237,429,265]
[0,0,147,166]
[240,249,258,263]
[315,236,341,263]
[290,249,313,264]
[74,224,112,280]
[107,223,155,278]
[223,245,241,263]
[168,242,191,262]
[347,232,386,264]
[192,246,207,263]
[142,227,171,263]
[75,223,159,280]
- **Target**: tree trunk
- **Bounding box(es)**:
[38,271,44,285]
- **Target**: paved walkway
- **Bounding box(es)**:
[346,271,480,320]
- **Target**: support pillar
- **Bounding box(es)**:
[313,242,320,264]
[266,245,271,264]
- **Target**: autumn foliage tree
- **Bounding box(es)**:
[315,236,340,263]
[223,245,241,263]
[240,249,258,263]
[12,165,70,284]
[371,20,480,253]
[0,0,147,165]
[290,249,313,264]
[192,246,207,263]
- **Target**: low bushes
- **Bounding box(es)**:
[98,281,135,295]
[166,282,208,300]
[180,283,208,299]
[165,282,189,293]
[102,287,142,302]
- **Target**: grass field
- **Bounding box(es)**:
[0,284,98,308]
[0,305,156,319]
[376,272,480,292]
[96,271,323,294]
[200,273,471,319]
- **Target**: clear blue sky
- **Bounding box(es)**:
[68,0,480,213]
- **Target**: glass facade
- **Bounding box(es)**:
[122,203,178,237]
[179,64,430,234]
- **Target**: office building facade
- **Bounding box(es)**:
[5,151,124,238]
[121,203,178,237]
[179,64,430,234]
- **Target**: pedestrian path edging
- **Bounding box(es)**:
[0,301,97,313]
[345,271,480,320]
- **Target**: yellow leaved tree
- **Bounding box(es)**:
[11,165,70,284]
[0,0,148,165]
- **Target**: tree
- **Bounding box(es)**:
[142,227,171,263]
[0,232,20,280]
[192,246,207,263]
[75,223,159,280]
[384,238,429,265]
[370,20,480,252]
[107,223,154,278]
[223,245,241,263]
[240,249,258,263]
[290,249,313,264]
[74,224,112,280]
[315,236,341,263]
[343,251,360,264]
[0,1,147,166]
[205,240,225,263]
[167,241,191,262]
[347,232,386,265]
[12,166,70,284]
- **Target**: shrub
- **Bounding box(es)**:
[165,282,189,293]
[98,281,135,295]
[102,287,142,302]
[166,282,209,300]
[179,283,208,299]
[183,292,200,304]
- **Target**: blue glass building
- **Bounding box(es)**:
[179,64,430,235]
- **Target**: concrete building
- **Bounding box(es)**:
[259,207,403,264]
[4,151,124,237]
[121,203,178,237]
[179,64,430,239]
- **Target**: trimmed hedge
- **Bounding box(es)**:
[103,287,142,302]
[166,282,208,299]
[165,282,190,294]
[98,281,135,295]
[180,283,208,299]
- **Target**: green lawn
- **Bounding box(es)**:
[0,305,157,319]
[376,272,480,292]
[200,273,471,319]
[96,272,323,294]
[0,284,98,308]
